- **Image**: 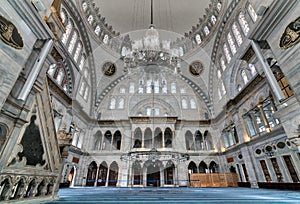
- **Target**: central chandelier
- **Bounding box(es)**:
[123,0,182,72]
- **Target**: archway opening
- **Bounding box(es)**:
[146,162,160,187]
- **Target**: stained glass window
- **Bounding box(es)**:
[195,34,202,44]
[155,108,160,116]
[241,70,249,84]
[129,82,135,93]
[110,98,116,109]
[227,33,237,54]
[211,15,217,25]
[217,69,222,79]
[73,43,82,62]
[82,2,88,11]
[248,64,257,76]
[146,107,151,116]
[221,81,226,95]
[79,55,85,70]
[84,86,89,100]
[60,10,67,25]
[146,80,152,93]
[119,87,126,94]
[95,25,101,36]
[220,57,227,71]
[56,68,65,85]
[118,98,124,109]
[238,12,250,35]
[190,99,197,109]
[79,81,85,96]
[223,43,231,63]
[68,32,78,53]
[154,80,159,93]
[61,21,72,44]
[171,82,176,93]
[182,99,188,109]
[87,15,93,25]
[248,4,257,22]
[204,26,210,36]
[217,2,222,11]
[103,34,109,44]
[232,22,243,46]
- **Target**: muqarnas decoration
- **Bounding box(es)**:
[280,16,300,49]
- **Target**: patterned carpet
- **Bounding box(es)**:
[43,187,300,204]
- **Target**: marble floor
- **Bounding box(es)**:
[43,187,300,204]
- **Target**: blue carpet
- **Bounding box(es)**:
[43,187,300,204]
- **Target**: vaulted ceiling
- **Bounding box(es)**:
[95,0,211,35]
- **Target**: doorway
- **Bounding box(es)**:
[146,163,160,187]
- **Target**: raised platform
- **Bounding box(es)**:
[190,173,239,187]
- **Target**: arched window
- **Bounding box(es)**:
[87,15,94,25]
[218,88,222,100]
[223,43,231,63]
[73,42,82,62]
[146,107,151,116]
[217,69,222,79]
[83,86,89,100]
[182,99,188,109]
[164,128,172,148]
[146,80,152,93]
[47,64,56,77]
[83,68,88,79]
[144,128,152,148]
[103,34,109,44]
[129,82,135,93]
[188,161,198,173]
[248,4,257,22]
[82,1,88,11]
[118,98,124,109]
[68,31,78,53]
[248,64,257,76]
[61,20,73,44]
[110,98,116,109]
[237,84,242,92]
[211,15,217,25]
[113,131,122,150]
[179,47,184,56]
[232,22,243,46]
[162,80,167,94]
[133,128,142,148]
[227,32,237,54]
[93,131,102,150]
[221,81,226,95]
[241,70,249,84]
[79,55,85,71]
[238,12,250,36]
[79,81,85,96]
[195,130,203,150]
[190,98,197,109]
[220,57,227,71]
[217,2,222,11]
[154,108,160,116]
[204,26,210,36]
[185,131,194,150]
[119,87,126,94]
[94,25,101,36]
[56,68,65,85]
[180,88,186,94]
[195,34,202,44]
[60,10,67,25]
[171,82,176,93]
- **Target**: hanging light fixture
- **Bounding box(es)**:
[123,0,181,72]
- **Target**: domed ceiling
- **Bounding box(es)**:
[95,0,212,35]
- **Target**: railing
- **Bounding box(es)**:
[190,173,239,187]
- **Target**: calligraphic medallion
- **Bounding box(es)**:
[0,15,24,49]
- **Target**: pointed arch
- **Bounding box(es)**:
[195,130,203,151]
[188,161,198,173]
[144,128,152,148]
[204,130,213,150]
[93,130,102,150]
[165,160,175,185]
[132,161,142,185]
[185,131,194,150]
[97,161,108,186]
[113,130,122,150]
[199,161,208,173]
[154,127,162,149]
[108,162,119,186]
[133,128,142,148]
[164,128,173,148]
[86,161,97,186]
[103,131,112,150]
